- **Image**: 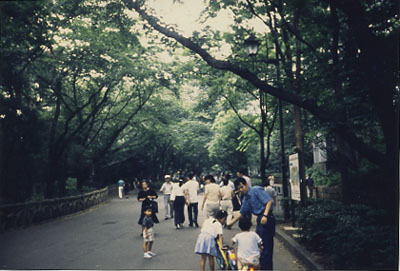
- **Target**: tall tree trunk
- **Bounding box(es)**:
[260,91,267,186]
[45,159,58,198]
[330,3,351,203]
[293,6,307,207]
[0,107,4,203]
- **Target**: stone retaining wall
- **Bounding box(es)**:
[314,185,342,200]
[0,186,113,232]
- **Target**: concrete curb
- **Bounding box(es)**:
[275,226,325,270]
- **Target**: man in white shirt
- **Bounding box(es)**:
[183,172,199,227]
[160,175,174,219]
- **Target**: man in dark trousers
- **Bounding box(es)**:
[227,177,275,270]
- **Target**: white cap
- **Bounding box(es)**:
[164,175,171,179]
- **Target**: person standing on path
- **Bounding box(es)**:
[137,180,159,226]
[170,176,186,229]
[236,169,252,187]
[160,175,174,220]
[118,179,125,199]
[194,210,228,271]
[142,207,157,259]
[220,177,234,225]
[201,175,221,219]
[264,179,276,206]
[227,177,275,270]
[183,172,199,227]
[219,174,235,191]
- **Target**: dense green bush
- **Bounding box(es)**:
[298,199,398,270]
[306,166,340,186]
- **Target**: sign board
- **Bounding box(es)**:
[289,153,300,201]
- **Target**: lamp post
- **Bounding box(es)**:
[244,35,268,186]
[244,35,290,219]
[244,35,260,56]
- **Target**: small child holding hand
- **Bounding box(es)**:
[232,216,262,270]
[142,207,156,259]
[194,210,228,271]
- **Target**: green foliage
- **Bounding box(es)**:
[207,110,248,172]
[65,178,78,194]
[298,199,398,269]
[306,166,340,186]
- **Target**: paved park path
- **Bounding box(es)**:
[0,191,305,270]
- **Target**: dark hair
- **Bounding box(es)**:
[215,210,228,220]
[205,174,215,183]
[187,172,194,179]
[238,216,252,231]
[144,206,152,213]
[234,177,247,190]
[237,168,247,175]
[179,176,185,187]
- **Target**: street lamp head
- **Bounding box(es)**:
[244,34,259,56]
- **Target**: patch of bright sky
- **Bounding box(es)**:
[132,1,267,112]
[143,0,266,61]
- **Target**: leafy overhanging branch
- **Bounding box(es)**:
[123,0,388,167]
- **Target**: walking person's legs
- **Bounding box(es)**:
[173,201,179,227]
[208,255,215,271]
[179,198,185,224]
[221,201,233,225]
[193,202,198,226]
[188,203,193,226]
[169,197,174,218]
[143,240,147,253]
[200,254,207,271]
[164,195,170,219]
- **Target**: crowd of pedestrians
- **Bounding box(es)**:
[119,169,276,270]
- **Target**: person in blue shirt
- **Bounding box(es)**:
[227,177,275,270]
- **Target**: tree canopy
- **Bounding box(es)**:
[1,0,398,208]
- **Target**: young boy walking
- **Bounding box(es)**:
[232,216,262,270]
[142,207,156,259]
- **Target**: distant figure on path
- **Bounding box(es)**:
[142,207,157,259]
[264,178,276,205]
[219,173,235,191]
[183,172,200,227]
[118,179,125,199]
[170,176,186,229]
[306,173,315,198]
[236,169,252,187]
[220,177,234,225]
[137,180,159,226]
[160,175,174,220]
[201,175,221,219]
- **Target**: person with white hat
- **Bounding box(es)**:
[160,175,174,220]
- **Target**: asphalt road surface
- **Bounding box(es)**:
[0,190,305,270]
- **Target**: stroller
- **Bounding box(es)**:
[215,239,238,270]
